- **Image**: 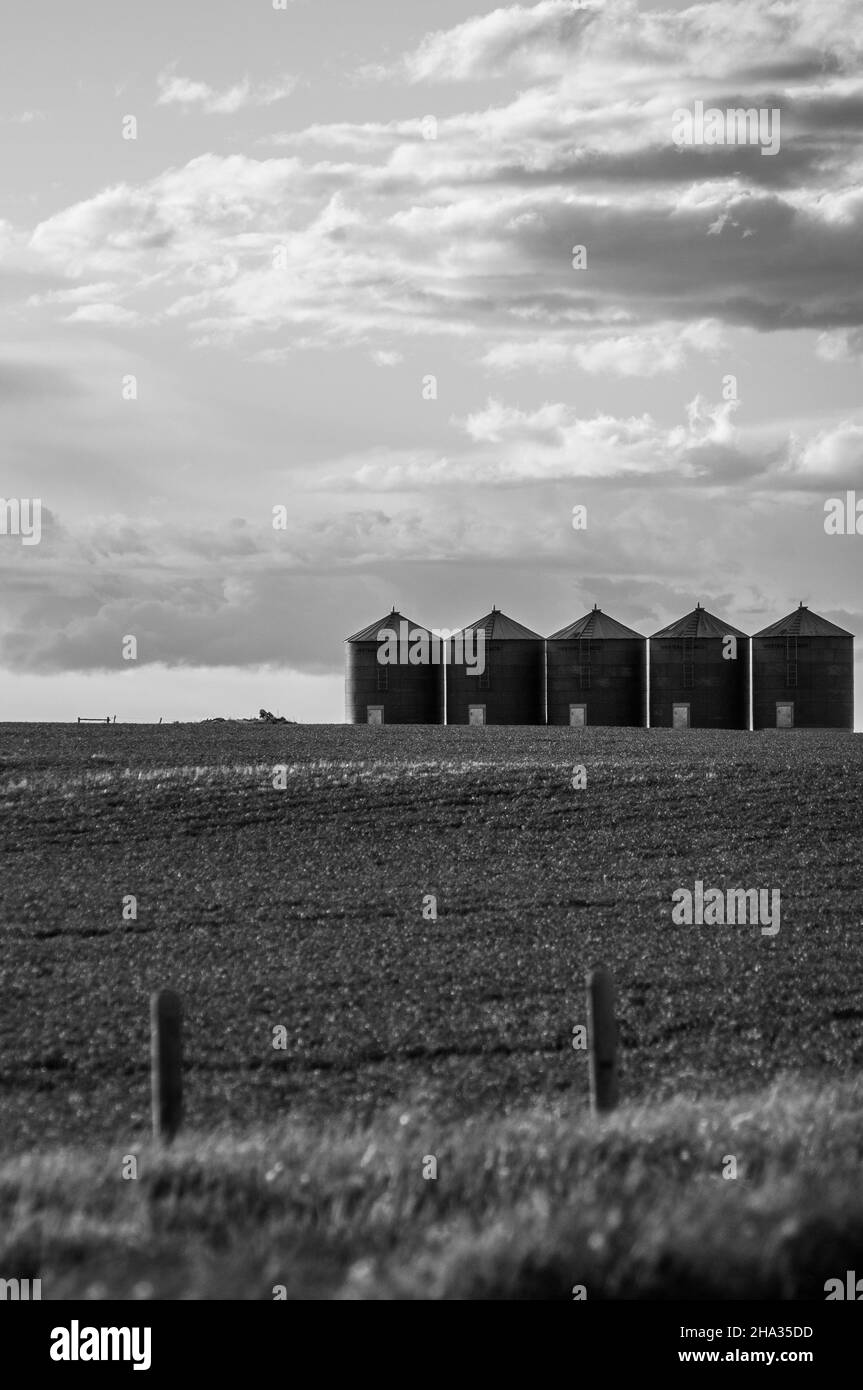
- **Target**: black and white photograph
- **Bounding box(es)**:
[1,0,862,1359]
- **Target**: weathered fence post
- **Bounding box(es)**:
[587,967,619,1114]
[150,989,182,1142]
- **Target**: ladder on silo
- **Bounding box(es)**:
[785,635,798,687]
[682,636,695,688]
[579,636,592,690]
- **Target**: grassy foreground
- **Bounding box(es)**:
[3,1077,862,1300]
[3,724,863,1297]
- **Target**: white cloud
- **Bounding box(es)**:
[156,67,297,115]
[64,302,141,325]
[397,0,863,86]
[815,328,863,362]
[481,320,725,375]
[27,155,299,277]
[26,153,860,352]
[794,420,863,476]
[401,0,597,84]
[15,0,863,356]
[339,392,756,487]
[27,282,118,308]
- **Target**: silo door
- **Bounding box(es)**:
[776,702,794,728]
[672,703,690,729]
[468,705,486,726]
[569,704,587,727]
[367,706,384,725]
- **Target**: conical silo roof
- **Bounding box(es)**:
[346,608,434,642]
[549,606,644,641]
[651,604,749,640]
[451,608,542,641]
[753,604,853,639]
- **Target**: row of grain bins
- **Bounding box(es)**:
[346,604,853,729]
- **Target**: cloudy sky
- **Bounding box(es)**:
[1,0,862,723]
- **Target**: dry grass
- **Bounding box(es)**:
[2,1078,862,1299]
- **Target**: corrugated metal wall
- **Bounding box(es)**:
[547,637,646,725]
[446,639,545,725]
[752,636,853,729]
[345,641,443,723]
[649,635,750,728]
[344,606,854,729]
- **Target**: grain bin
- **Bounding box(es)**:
[649,604,750,729]
[752,604,853,729]
[445,608,544,725]
[345,608,443,724]
[547,606,646,726]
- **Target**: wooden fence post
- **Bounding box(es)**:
[150,989,182,1142]
[587,967,619,1114]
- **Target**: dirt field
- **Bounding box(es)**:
[2,722,861,1156]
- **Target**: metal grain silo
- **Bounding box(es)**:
[445,608,544,725]
[649,603,750,729]
[752,604,853,729]
[547,606,646,726]
[345,608,443,724]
